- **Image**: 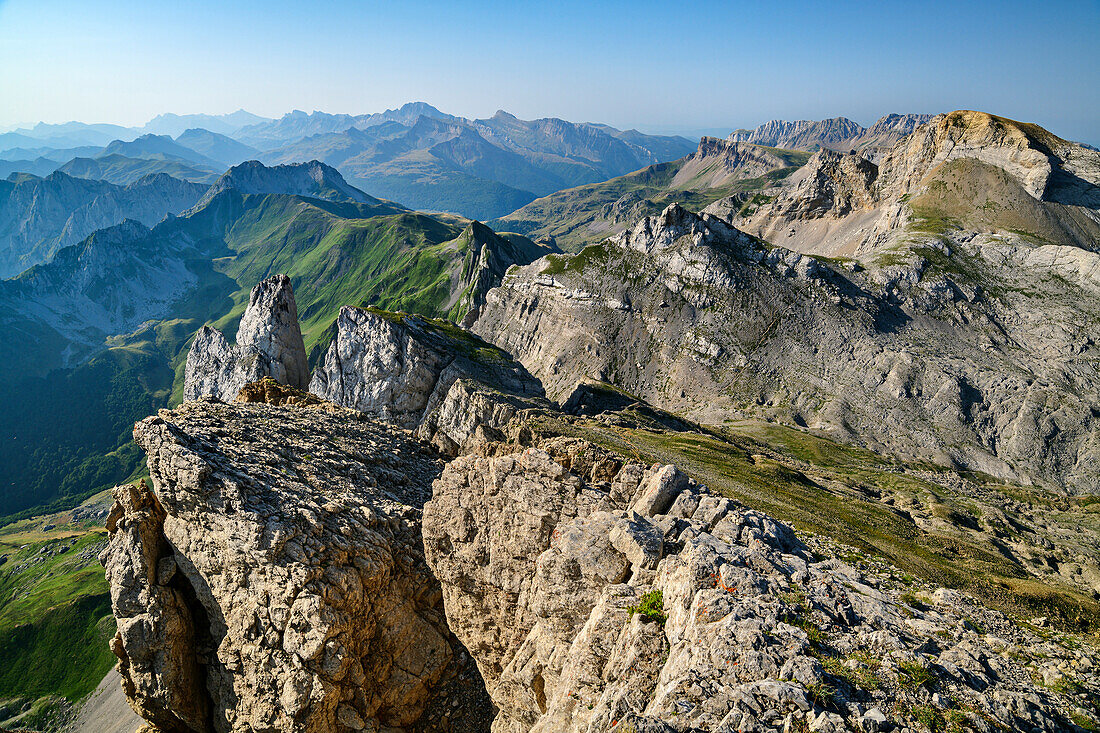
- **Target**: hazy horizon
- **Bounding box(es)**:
[1,0,1098,145]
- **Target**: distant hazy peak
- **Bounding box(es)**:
[196,159,378,207]
[728,117,865,150]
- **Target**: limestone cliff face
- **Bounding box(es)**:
[473,204,1100,493]
[668,139,797,190]
[756,149,878,220]
[191,160,380,211]
[183,274,309,401]
[309,306,547,454]
[102,399,491,732]
[423,437,1081,733]
[727,117,865,152]
[876,110,1100,203]
[719,110,1100,255]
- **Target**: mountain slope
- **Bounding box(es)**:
[141,110,270,137]
[232,103,456,150]
[492,138,809,251]
[97,133,223,169]
[475,203,1100,496]
[472,110,695,187]
[174,128,260,167]
[256,108,695,219]
[0,161,550,520]
[477,112,1100,495]
[729,117,865,150]
[0,171,206,278]
[729,113,935,162]
[729,110,1100,256]
[194,159,391,208]
[58,154,219,185]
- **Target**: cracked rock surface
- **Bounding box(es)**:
[423,437,1095,733]
[102,399,491,732]
[183,274,309,402]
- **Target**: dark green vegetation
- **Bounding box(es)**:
[0,178,548,522]
[0,509,114,714]
[530,409,1100,635]
[0,347,167,519]
[627,589,667,625]
[492,150,808,252]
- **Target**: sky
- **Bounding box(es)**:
[1,0,1098,144]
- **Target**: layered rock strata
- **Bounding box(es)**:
[183,274,309,401]
[473,203,1100,493]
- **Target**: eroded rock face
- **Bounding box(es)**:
[765,149,878,220]
[183,274,309,401]
[473,204,1100,494]
[423,437,1085,733]
[103,399,491,732]
[309,306,547,454]
[876,110,1100,202]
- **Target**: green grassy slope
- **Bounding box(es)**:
[0,500,115,715]
[533,410,1100,634]
[1,191,539,521]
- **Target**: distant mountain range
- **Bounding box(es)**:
[0,171,206,278]
[0,106,946,222]
[493,137,810,251]
[728,113,934,160]
[252,106,697,218]
[0,104,696,220]
[0,159,553,518]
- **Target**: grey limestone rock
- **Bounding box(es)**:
[309,305,547,454]
[423,437,1093,733]
[102,399,491,733]
[183,274,308,401]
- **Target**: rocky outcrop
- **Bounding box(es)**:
[102,399,492,732]
[855,113,935,161]
[724,148,887,253]
[0,170,205,279]
[183,274,309,401]
[728,117,865,152]
[757,149,878,220]
[668,139,798,190]
[191,160,381,211]
[309,306,547,454]
[443,222,555,327]
[424,437,1089,732]
[472,204,1100,493]
[876,110,1100,203]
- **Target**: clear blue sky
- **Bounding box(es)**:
[1,0,1097,143]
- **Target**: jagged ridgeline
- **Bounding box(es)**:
[0,160,553,521]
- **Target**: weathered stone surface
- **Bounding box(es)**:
[309,306,547,453]
[764,149,878,220]
[473,204,1100,494]
[423,437,1090,733]
[183,274,309,401]
[103,399,491,732]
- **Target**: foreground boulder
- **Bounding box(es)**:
[183,274,309,401]
[102,399,491,732]
[423,437,1090,733]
